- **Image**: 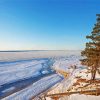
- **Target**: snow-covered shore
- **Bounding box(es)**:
[1,50,79,99]
[2,50,99,100]
[2,74,63,100]
[43,51,100,100]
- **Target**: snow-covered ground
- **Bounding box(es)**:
[2,74,63,100]
[0,50,80,99]
[2,50,99,100]
[62,94,100,100]
[0,60,46,85]
[44,51,100,100]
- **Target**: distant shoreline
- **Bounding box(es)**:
[0,50,82,52]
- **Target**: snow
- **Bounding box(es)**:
[69,94,100,100]
[0,50,81,86]
[3,74,63,100]
[42,51,100,100]
[52,55,81,73]
[43,53,82,95]
[0,50,81,62]
[0,60,46,85]
[2,87,15,93]
[41,70,49,74]
[46,94,100,100]
[3,50,99,100]
[47,69,79,94]
[1,50,76,99]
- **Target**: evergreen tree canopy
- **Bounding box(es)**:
[81,14,100,80]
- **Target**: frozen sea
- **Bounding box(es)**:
[0,50,81,100]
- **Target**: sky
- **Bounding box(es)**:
[0,0,100,50]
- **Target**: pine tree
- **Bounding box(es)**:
[81,14,100,80]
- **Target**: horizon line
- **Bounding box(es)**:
[0,49,82,52]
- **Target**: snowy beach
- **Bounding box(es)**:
[0,50,80,99]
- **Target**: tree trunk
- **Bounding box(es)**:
[92,69,96,80]
[91,63,97,80]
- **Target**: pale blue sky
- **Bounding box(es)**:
[0,0,100,50]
